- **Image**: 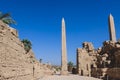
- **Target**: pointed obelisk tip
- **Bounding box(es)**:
[62,17,65,22]
[109,13,113,17]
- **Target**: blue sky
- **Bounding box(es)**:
[0,0,120,65]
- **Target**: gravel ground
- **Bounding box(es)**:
[39,75,102,80]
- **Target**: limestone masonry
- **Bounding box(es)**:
[76,14,120,80]
[0,14,120,80]
[0,20,53,80]
[61,18,68,75]
[108,14,116,42]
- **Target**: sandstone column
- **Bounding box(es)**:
[108,14,116,42]
[61,18,68,75]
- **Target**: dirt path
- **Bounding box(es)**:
[39,75,102,80]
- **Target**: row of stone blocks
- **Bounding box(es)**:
[0,20,48,80]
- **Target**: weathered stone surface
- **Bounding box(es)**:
[106,68,120,79]
[77,48,91,76]
[77,42,96,77]
[108,14,116,42]
[76,14,120,80]
[61,18,68,75]
[77,41,120,79]
[9,27,18,37]
[0,20,52,80]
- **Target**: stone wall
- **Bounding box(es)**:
[76,40,120,79]
[76,42,97,77]
[77,48,91,76]
[94,41,120,79]
[0,20,52,80]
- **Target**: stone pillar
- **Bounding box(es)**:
[77,48,91,76]
[77,48,82,74]
[61,18,68,75]
[108,14,116,42]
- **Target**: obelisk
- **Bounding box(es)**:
[61,18,68,75]
[108,14,116,42]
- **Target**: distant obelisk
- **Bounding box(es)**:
[61,18,68,75]
[108,14,116,42]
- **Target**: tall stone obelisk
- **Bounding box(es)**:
[61,18,68,75]
[108,14,116,42]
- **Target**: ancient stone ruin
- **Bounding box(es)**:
[61,18,68,75]
[77,42,96,76]
[0,20,53,80]
[0,13,120,80]
[76,14,120,80]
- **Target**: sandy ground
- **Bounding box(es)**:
[39,75,102,80]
